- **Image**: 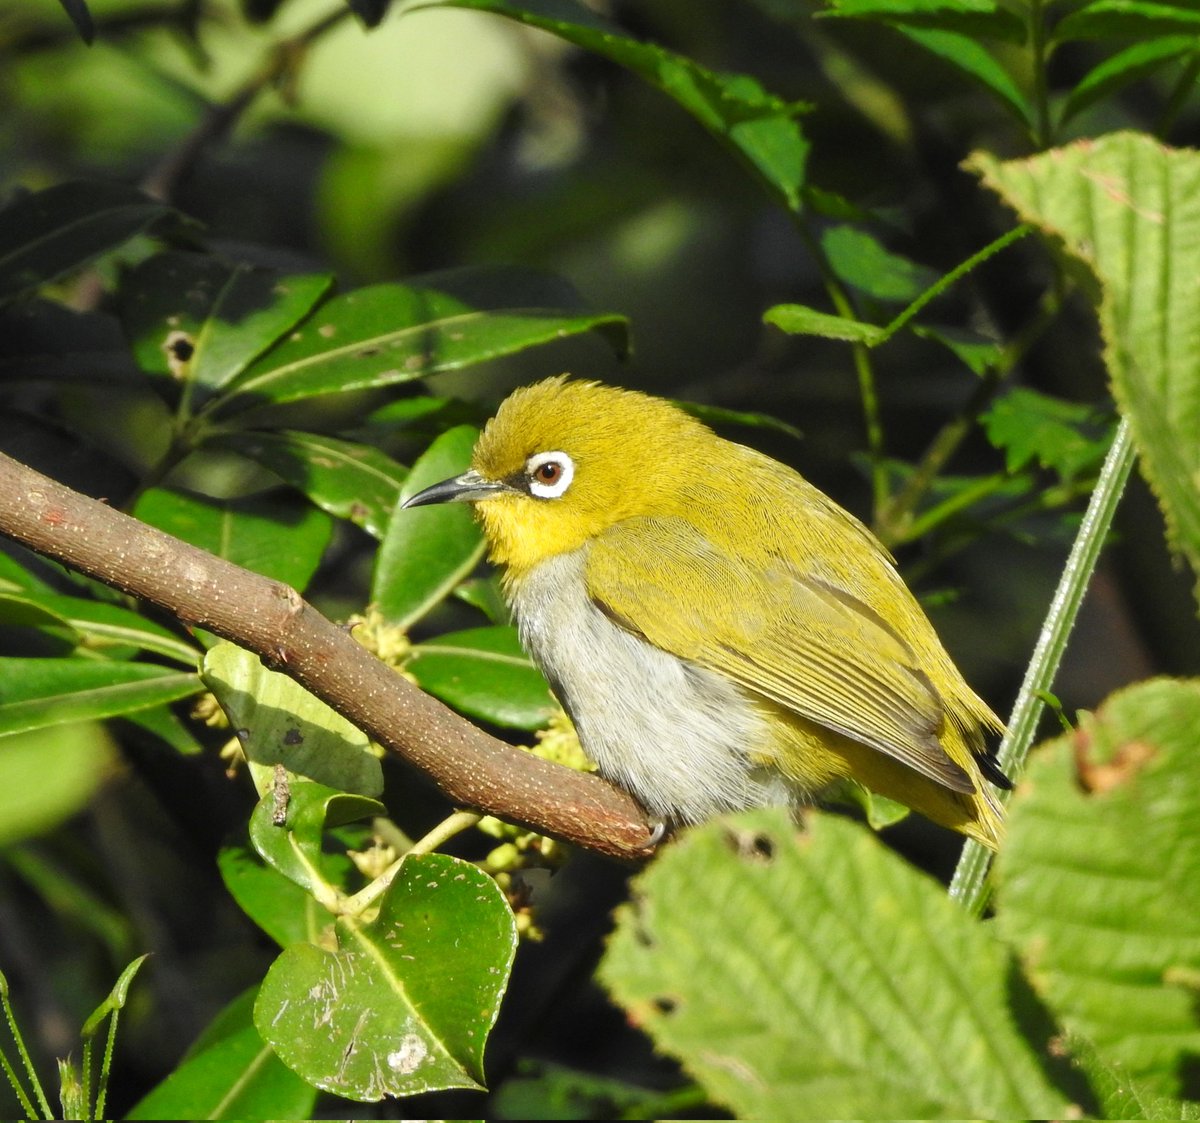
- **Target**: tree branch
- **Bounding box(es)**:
[0,451,653,861]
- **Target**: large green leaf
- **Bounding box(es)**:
[373,425,484,627]
[996,679,1200,1100]
[1055,0,1200,40]
[601,809,1067,1120]
[118,252,333,402]
[407,625,555,729]
[202,642,383,799]
[207,429,407,540]
[0,181,182,302]
[211,274,628,416]
[972,134,1200,596]
[429,0,810,211]
[127,987,317,1120]
[133,487,333,593]
[0,657,202,735]
[255,852,517,1100]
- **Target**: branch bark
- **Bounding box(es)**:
[0,451,653,861]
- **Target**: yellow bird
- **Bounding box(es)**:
[404,377,1008,847]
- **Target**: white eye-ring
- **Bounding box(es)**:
[526,450,574,499]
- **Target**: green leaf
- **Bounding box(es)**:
[0,657,202,735]
[127,987,317,1121]
[430,0,810,211]
[255,852,517,1100]
[981,388,1111,480]
[82,953,149,1037]
[1056,0,1200,40]
[0,182,182,302]
[202,642,383,799]
[0,723,116,846]
[1067,1037,1200,1121]
[996,679,1200,1099]
[972,134,1200,595]
[912,323,1004,375]
[213,274,628,416]
[118,252,333,401]
[820,0,1026,40]
[1060,37,1197,126]
[820,225,940,302]
[601,808,1067,1120]
[676,401,804,441]
[207,429,407,540]
[408,626,555,729]
[763,303,885,345]
[218,838,339,947]
[133,487,333,593]
[453,575,511,624]
[373,425,484,627]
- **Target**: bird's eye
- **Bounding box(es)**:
[526,450,574,499]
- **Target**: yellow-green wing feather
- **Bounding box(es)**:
[585,515,975,793]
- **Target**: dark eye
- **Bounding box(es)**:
[534,461,562,484]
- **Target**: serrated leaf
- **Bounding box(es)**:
[208,429,408,539]
[202,642,383,799]
[996,679,1200,1099]
[981,388,1111,480]
[0,182,182,302]
[972,134,1200,594]
[430,0,810,211]
[117,253,333,402]
[764,303,886,344]
[1060,37,1197,126]
[0,657,202,735]
[255,852,517,1100]
[133,487,332,593]
[821,225,940,302]
[127,987,317,1120]
[407,625,554,729]
[374,425,484,627]
[601,808,1067,1120]
[213,274,628,416]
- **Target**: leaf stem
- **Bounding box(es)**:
[0,971,52,1119]
[1028,0,1053,149]
[950,418,1136,914]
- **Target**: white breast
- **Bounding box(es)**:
[509,550,790,823]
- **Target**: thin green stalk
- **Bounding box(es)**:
[0,972,52,1118]
[1028,0,1053,149]
[950,418,1136,914]
[1157,49,1200,140]
[95,1007,120,1121]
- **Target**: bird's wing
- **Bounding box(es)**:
[585,515,974,793]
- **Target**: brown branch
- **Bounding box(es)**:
[0,451,653,861]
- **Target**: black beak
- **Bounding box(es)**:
[402,470,512,508]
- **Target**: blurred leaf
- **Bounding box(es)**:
[255,853,517,1100]
[453,574,510,623]
[208,429,407,540]
[820,0,1025,40]
[820,225,939,302]
[408,626,555,729]
[601,808,1067,1120]
[202,642,383,798]
[133,488,333,593]
[247,781,382,902]
[981,388,1111,481]
[373,425,484,627]
[213,274,628,416]
[122,703,203,756]
[0,182,182,303]
[997,679,1200,1100]
[118,253,333,402]
[1056,0,1200,39]
[764,303,885,344]
[218,838,340,948]
[0,301,145,390]
[127,987,318,1121]
[973,134,1200,593]
[677,401,803,440]
[493,1060,668,1121]
[891,26,1033,124]
[0,657,201,735]
[55,0,94,42]
[1060,37,1197,125]
[433,0,811,211]
[0,723,115,845]
[912,323,1004,375]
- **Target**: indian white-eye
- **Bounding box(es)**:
[404,377,1009,846]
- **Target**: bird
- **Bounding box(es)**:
[403,377,1009,847]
